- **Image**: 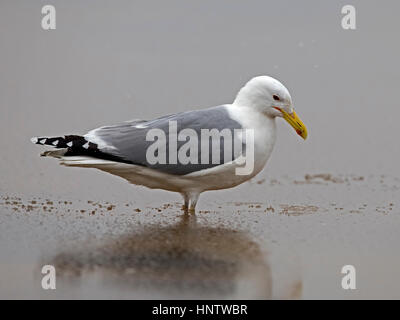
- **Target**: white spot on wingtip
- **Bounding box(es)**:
[83,142,89,149]
[30,137,38,144]
[135,123,148,129]
[52,140,59,146]
[39,139,46,144]
[67,142,73,147]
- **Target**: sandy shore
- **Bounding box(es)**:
[1,173,399,299]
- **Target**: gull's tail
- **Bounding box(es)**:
[30,135,98,159]
[30,135,92,149]
[30,135,128,164]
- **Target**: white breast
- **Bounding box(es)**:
[227,104,277,175]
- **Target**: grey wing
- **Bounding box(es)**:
[84,105,244,175]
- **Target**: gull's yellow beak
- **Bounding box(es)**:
[274,107,308,140]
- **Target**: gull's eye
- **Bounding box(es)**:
[273,95,280,101]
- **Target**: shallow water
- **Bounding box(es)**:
[1,174,399,299]
[1,1,400,299]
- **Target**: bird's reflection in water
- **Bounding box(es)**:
[51,214,272,299]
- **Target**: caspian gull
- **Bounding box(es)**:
[31,75,307,213]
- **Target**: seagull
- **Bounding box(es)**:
[31,75,307,213]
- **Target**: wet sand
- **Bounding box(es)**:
[1,173,399,299]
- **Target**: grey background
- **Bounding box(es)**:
[0,1,399,299]
[1,0,399,197]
